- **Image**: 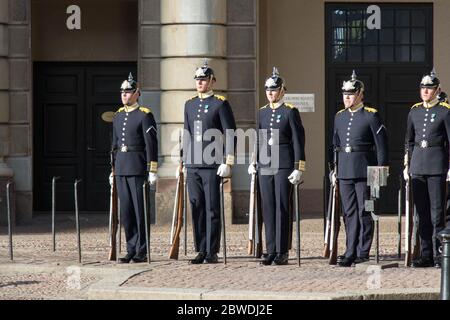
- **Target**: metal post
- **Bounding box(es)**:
[438,228,450,300]
[294,184,301,266]
[74,179,82,263]
[397,175,402,259]
[52,176,60,252]
[183,177,187,256]
[118,200,121,254]
[143,182,151,264]
[220,178,227,264]
[6,181,13,261]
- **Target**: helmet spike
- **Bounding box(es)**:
[431,67,437,78]
[128,72,134,82]
[351,70,357,81]
[272,67,279,77]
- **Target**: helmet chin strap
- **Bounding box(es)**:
[274,87,285,103]
[351,90,363,108]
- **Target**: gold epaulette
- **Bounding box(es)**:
[285,103,294,109]
[439,102,450,109]
[214,94,227,101]
[139,106,152,114]
[411,102,422,109]
[115,106,125,114]
[337,108,346,114]
[260,104,268,109]
[189,95,197,100]
[364,106,378,113]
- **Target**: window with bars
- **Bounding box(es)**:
[330,7,429,63]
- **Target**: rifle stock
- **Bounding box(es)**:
[323,182,333,258]
[108,152,118,261]
[169,163,185,260]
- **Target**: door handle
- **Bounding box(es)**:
[87,146,96,151]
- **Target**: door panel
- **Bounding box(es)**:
[34,62,136,213]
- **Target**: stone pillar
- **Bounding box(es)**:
[227,0,258,223]
[0,0,14,226]
[5,0,31,224]
[155,0,229,224]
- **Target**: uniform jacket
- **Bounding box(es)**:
[183,93,237,168]
[257,102,306,171]
[405,100,450,175]
[112,105,158,176]
[333,104,388,179]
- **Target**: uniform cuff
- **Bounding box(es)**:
[295,160,306,171]
[148,161,158,173]
[226,154,235,166]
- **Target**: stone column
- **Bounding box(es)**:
[0,0,14,225]
[156,0,228,224]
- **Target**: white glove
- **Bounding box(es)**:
[217,164,231,178]
[175,165,187,179]
[329,170,337,186]
[148,172,158,185]
[288,170,302,185]
[403,167,409,181]
[447,169,450,182]
[248,163,257,175]
[109,172,114,186]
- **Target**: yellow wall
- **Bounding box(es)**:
[32,0,138,61]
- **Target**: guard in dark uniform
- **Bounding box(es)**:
[110,73,158,263]
[180,60,236,264]
[248,68,306,266]
[404,69,450,268]
[331,70,388,267]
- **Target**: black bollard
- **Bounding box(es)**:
[52,176,60,252]
[143,182,151,264]
[6,181,13,261]
[220,178,228,264]
[438,228,450,300]
[74,179,82,263]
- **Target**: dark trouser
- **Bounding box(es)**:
[258,169,292,254]
[187,168,221,254]
[411,174,446,259]
[339,178,372,259]
[116,175,147,256]
[446,182,450,228]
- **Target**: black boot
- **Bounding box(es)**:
[118,253,135,264]
[273,253,289,265]
[204,253,219,264]
[411,257,434,268]
[434,256,442,268]
[338,256,355,267]
[189,252,206,264]
[131,253,148,263]
[260,253,276,266]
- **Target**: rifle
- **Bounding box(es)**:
[404,155,414,266]
[328,150,341,265]
[108,151,119,261]
[323,163,333,258]
[169,134,185,260]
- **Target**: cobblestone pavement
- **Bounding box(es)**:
[0,214,441,299]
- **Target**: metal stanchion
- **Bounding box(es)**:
[220,178,228,265]
[294,183,301,266]
[143,181,151,264]
[118,201,121,254]
[6,181,13,261]
[74,179,82,263]
[52,176,60,252]
[183,178,187,256]
[438,228,450,300]
[397,175,403,259]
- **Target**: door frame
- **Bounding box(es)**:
[324,3,433,213]
[32,61,137,214]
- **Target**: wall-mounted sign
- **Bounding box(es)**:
[284,94,315,112]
